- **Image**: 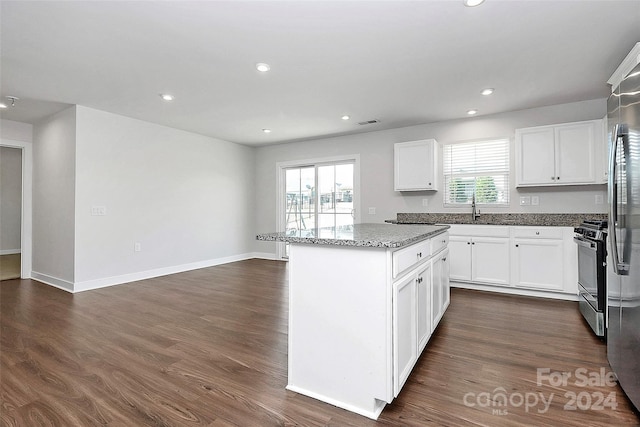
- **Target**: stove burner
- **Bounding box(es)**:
[575,219,608,242]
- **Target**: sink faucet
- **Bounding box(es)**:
[471,193,480,221]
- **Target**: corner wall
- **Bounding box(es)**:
[73,106,256,290]
[32,106,77,289]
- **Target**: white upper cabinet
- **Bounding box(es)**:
[394,139,438,191]
[515,120,603,187]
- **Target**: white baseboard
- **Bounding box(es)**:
[450,281,579,301]
[0,249,21,255]
[250,251,279,260]
[31,271,74,292]
[285,384,385,420]
[72,252,282,293]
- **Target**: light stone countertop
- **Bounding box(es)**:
[387,213,607,227]
[256,223,449,248]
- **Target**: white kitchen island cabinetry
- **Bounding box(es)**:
[515,119,603,187]
[256,223,450,420]
[430,248,450,331]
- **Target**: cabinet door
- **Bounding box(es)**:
[516,127,556,186]
[393,274,417,396]
[512,239,564,291]
[431,249,449,332]
[416,264,432,353]
[440,249,450,314]
[448,236,472,281]
[555,122,596,184]
[394,139,437,191]
[471,237,510,286]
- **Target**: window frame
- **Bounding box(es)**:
[442,138,511,207]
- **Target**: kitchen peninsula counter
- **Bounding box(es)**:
[256,223,450,419]
[256,222,449,248]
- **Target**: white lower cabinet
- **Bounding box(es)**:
[417,263,432,354]
[449,236,472,281]
[392,235,449,397]
[448,230,510,285]
[448,225,577,298]
[431,248,450,331]
[393,273,418,395]
[512,230,564,291]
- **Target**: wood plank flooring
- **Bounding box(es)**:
[1,258,639,426]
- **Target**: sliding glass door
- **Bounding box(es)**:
[282,160,355,258]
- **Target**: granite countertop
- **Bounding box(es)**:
[256,223,449,249]
[387,213,607,227]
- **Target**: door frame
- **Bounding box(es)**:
[1,139,33,279]
[276,154,361,260]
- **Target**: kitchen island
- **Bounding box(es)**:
[256,223,450,419]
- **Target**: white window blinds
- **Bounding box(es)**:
[443,138,510,205]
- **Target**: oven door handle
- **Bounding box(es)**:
[573,236,596,249]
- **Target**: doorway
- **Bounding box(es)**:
[0,139,33,280]
[0,147,22,280]
[277,155,360,259]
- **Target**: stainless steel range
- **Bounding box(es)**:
[574,219,607,337]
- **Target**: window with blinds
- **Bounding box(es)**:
[443,138,510,205]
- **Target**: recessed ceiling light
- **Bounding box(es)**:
[464,0,485,6]
[467,109,478,115]
[262,128,272,133]
[0,103,6,109]
[160,94,174,101]
[481,88,494,96]
[341,115,350,121]
[256,63,271,72]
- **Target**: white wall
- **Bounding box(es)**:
[32,106,77,289]
[254,99,608,254]
[73,106,256,290]
[0,147,22,253]
[1,119,33,142]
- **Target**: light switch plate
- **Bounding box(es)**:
[531,196,539,206]
[368,207,376,215]
[519,196,531,206]
[422,199,429,207]
[595,194,604,205]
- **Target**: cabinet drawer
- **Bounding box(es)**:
[431,232,449,255]
[393,240,431,279]
[512,227,563,239]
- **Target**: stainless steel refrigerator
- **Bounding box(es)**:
[608,49,640,410]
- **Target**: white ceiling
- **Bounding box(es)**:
[1,1,639,146]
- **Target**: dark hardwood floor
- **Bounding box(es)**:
[1,259,639,426]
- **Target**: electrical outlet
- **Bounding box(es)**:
[519,196,531,206]
[531,196,539,206]
[134,242,141,252]
[422,199,429,207]
[368,207,376,215]
[595,194,604,205]
[91,206,107,216]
